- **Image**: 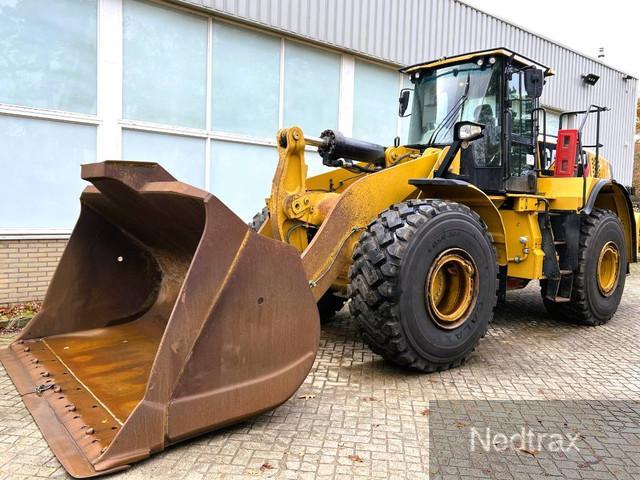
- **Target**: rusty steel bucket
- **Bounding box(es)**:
[0,161,319,478]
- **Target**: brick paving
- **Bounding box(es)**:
[1,266,639,479]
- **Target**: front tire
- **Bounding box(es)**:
[542,209,626,325]
[348,199,498,372]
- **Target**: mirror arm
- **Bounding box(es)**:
[434,140,463,178]
[434,121,485,178]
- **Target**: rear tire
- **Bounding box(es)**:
[542,209,626,325]
[348,199,498,372]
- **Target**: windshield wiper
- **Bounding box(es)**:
[426,71,471,146]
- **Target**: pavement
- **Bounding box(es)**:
[1,267,639,479]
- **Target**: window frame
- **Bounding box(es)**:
[0,0,403,237]
[122,0,209,129]
[113,1,402,217]
[0,0,100,116]
[0,0,102,239]
[352,57,405,144]
[10,0,579,237]
[506,68,537,178]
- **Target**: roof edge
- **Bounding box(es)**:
[400,48,554,76]
[455,0,638,80]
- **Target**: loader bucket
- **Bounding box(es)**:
[0,161,319,478]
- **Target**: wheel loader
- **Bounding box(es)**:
[1,48,637,477]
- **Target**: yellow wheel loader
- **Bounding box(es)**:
[1,48,637,477]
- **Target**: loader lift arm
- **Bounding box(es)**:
[269,127,443,300]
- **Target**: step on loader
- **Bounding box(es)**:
[1,48,637,477]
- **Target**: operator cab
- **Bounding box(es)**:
[400,48,553,194]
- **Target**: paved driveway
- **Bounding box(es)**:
[1,267,639,479]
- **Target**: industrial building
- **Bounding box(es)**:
[0,0,637,305]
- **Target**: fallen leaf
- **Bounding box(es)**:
[454,422,466,429]
[518,447,538,456]
[348,454,364,463]
[260,463,275,471]
[246,469,260,476]
[298,394,316,399]
[421,408,431,416]
[361,396,377,401]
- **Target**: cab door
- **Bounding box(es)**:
[504,69,538,193]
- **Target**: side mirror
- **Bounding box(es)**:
[524,68,544,98]
[454,121,485,143]
[398,88,412,117]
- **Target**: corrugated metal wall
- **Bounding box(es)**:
[174,0,638,185]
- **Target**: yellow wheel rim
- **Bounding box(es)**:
[425,248,478,329]
[596,241,620,296]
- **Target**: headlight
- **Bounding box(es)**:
[453,121,485,142]
[457,123,483,140]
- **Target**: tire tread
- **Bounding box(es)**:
[348,199,497,372]
[542,208,624,326]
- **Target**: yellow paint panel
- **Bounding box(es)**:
[499,210,544,279]
[301,150,442,299]
[537,177,600,211]
[413,183,509,265]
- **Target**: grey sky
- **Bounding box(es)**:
[464,0,640,80]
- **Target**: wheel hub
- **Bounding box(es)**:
[596,241,620,296]
[425,248,478,329]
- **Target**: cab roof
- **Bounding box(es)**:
[400,48,554,77]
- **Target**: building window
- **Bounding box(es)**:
[209,141,277,220]
[122,129,206,188]
[283,41,341,136]
[2,0,423,234]
[353,60,400,145]
[123,0,208,128]
[211,22,281,139]
[0,0,97,114]
[0,115,96,230]
[542,110,561,137]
